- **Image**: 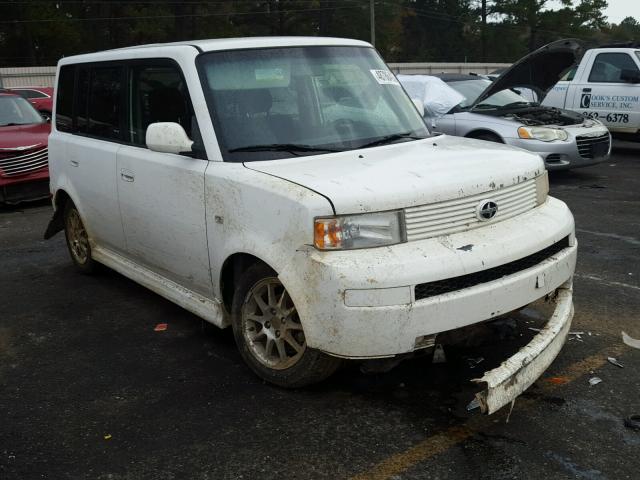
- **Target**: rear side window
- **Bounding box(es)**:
[87,66,124,140]
[560,66,577,82]
[589,53,640,83]
[56,66,75,132]
[75,67,90,133]
[128,63,192,145]
[16,89,48,99]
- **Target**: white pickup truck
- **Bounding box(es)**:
[543,43,640,137]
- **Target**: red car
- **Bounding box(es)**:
[9,87,54,120]
[0,91,50,204]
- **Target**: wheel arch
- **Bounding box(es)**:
[219,252,277,314]
[465,129,505,142]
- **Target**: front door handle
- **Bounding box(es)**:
[120,169,135,182]
[70,159,79,167]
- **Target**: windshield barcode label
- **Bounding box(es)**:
[370,69,400,85]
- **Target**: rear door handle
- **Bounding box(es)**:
[120,169,135,182]
[70,160,79,167]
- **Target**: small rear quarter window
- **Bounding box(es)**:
[56,66,75,132]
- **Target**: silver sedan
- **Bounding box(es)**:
[401,74,611,170]
[397,40,611,170]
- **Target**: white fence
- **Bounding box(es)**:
[0,63,511,88]
[0,66,57,88]
[387,62,510,75]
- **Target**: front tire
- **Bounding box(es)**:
[63,201,97,274]
[231,263,341,388]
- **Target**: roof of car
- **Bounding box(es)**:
[59,36,371,65]
[11,87,53,91]
[432,73,485,82]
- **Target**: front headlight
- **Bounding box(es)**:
[518,126,568,142]
[314,210,405,250]
[535,171,549,205]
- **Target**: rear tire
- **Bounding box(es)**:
[231,263,341,388]
[63,201,97,274]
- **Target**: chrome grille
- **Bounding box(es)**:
[0,146,48,177]
[404,179,537,242]
[576,133,610,159]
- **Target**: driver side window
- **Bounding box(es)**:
[588,53,639,83]
[128,62,193,146]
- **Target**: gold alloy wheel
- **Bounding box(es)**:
[65,208,90,264]
[241,277,306,370]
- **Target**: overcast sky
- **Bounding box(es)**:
[545,0,639,24]
[602,0,639,23]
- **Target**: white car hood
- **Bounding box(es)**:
[244,135,545,214]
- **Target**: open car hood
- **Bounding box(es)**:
[471,38,585,109]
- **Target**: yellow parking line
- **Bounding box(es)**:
[348,343,626,480]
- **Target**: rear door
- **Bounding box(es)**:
[116,59,212,297]
[571,51,640,131]
[55,64,127,254]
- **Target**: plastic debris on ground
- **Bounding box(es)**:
[466,357,484,368]
[547,376,570,385]
[607,357,624,368]
[529,328,585,341]
[154,323,168,332]
[104,434,112,440]
[589,376,602,386]
[624,415,640,431]
[466,397,481,411]
[622,331,640,349]
[432,344,446,364]
[505,399,516,424]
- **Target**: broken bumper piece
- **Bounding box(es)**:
[473,283,574,414]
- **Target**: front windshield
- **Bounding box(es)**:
[0,96,44,126]
[197,46,429,161]
[446,79,531,109]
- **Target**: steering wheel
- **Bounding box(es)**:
[330,118,359,145]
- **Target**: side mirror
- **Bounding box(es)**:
[146,122,194,154]
[411,98,425,117]
[620,69,640,84]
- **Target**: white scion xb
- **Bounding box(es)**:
[46,37,576,414]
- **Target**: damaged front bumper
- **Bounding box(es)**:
[473,283,574,414]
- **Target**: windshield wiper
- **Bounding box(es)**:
[228,143,342,154]
[0,123,21,127]
[473,103,499,110]
[357,132,427,149]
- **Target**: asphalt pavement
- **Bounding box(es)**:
[1,143,639,479]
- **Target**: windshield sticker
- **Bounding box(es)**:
[370,69,400,86]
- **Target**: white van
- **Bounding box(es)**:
[46,37,576,414]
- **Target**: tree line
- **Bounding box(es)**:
[0,0,638,67]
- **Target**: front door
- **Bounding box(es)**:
[116,60,212,297]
